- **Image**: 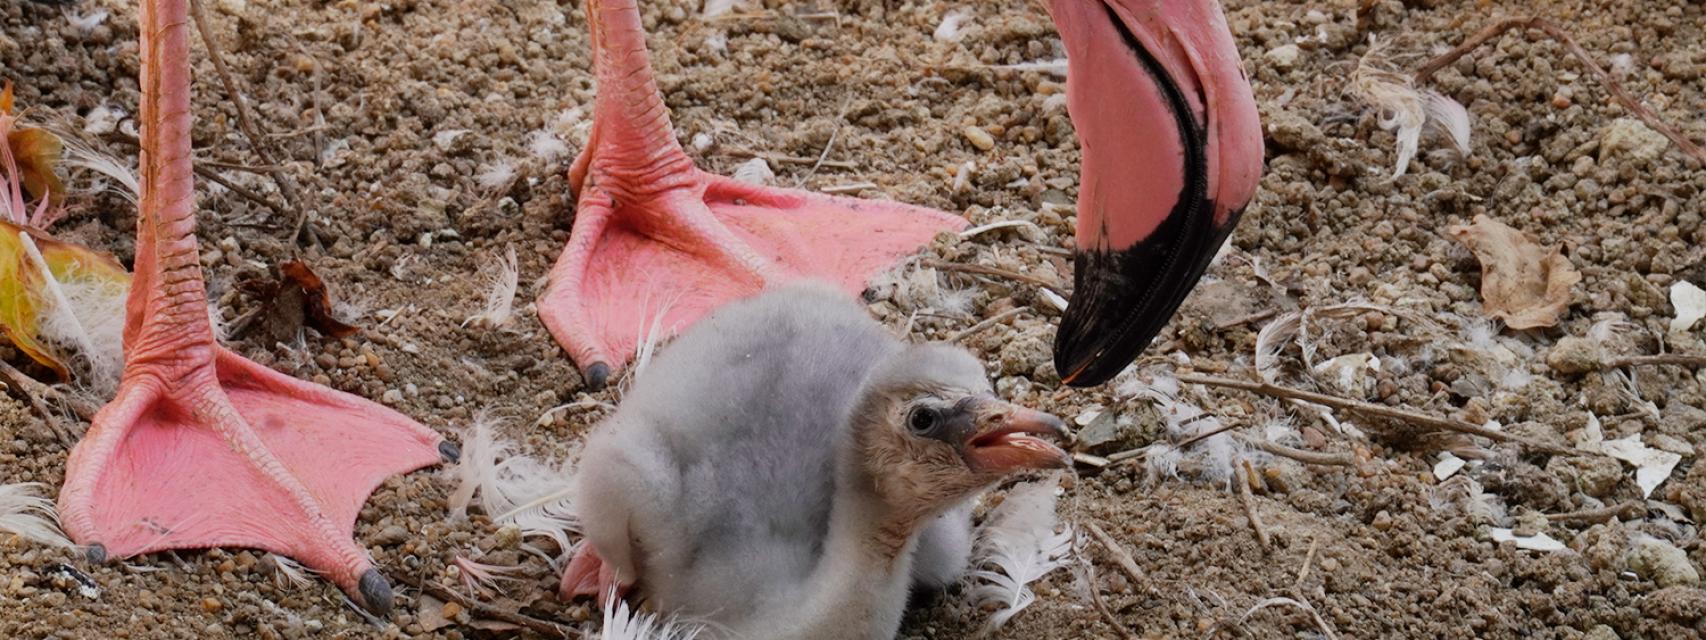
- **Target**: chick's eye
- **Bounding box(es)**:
[908,407,940,434]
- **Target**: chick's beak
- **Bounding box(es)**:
[960,398,1072,473]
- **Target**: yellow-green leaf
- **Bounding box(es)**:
[0,219,131,379]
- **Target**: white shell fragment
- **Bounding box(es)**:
[1490,528,1566,552]
[1669,281,1706,333]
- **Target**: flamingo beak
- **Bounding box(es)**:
[1043,0,1265,386]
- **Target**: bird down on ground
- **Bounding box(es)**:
[561,283,1071,640]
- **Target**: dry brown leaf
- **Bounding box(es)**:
[1449,214,1581,329]
[235,260,358,343]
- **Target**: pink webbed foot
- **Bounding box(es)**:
[561,541,633,604]
[537,0,964,388]
[56,0,449,614]
[58,350,450,613]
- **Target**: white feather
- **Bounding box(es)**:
[701,0,738,19]
[934,8,974,42]
[463,245,519,328]
[968,477,1072,632]
[20,233,127,396]
[0,483,75,549]
[731,158,774,185]
[450,415,579,561]
[67,10,109,35]
[602,592,705,640]
[476,161,517,191]
[528,129,570,161]
[57,134,139,202]
[1424,92,1471,154]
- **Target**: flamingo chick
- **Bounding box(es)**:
[562,284,1070,639]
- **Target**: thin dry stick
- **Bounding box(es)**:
[1238,435,1357,467]
[1083,522,1146,588]
[187,0,314,244]
[1235,461,1272,551]
[390,573,573,639]
[923,259,1067,296]
[948,307,1027,343]
[0,361,79,448]
[1293,538,1320,590]
[1415,16,1706,164]
[795,97,853,188]
[192,165,289,215]
[1546,501,1642,524]
[1081,558,1139,640]
[1175,419,1244,450]
[1602,353,1706,370]
[724,149,858,169]
[1179,374,1578,457]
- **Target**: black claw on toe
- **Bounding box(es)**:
[438,440,462,464]
[585,361,610,391]
[358,569,394,616]
[84,544,108,564]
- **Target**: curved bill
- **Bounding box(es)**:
[1045,0,1264,386]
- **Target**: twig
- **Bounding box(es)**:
[1214,308,1280,330]
[1179,374,1578,456]
[795,98,852,188]
[1238,597,1340,640]
[1081,557,1139,640]
[820,182,879,194]
[947,307,1027,343]
[193,165,289,215]
[1294,538,1320,590]
[1238,435,1358,467]
[1083,522,1146,588]
[1601,354,1706,370]
[390,573,573,638]
[1546,501,1642,524]
[0,361,80,448]
[1414,16,1706,165]
[187,0,315,245]
[923,259,1067,296]
[1175,419,1244,450]
[1234,461,1272,551]
[723,148,858,169]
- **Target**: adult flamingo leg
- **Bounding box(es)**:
[539,0,966,388]
[54,0,451,614]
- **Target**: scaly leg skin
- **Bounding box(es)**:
[539,0,966,388]
[55,0,451,614]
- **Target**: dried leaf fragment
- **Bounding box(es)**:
[238,260,358,343]
[0,220,131,381]
[1449,215,1581,329]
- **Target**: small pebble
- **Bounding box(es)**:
[962,125,995,151]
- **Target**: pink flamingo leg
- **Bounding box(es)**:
[539,0,965,388]
[55,0,451,614]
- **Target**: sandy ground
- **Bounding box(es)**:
[4,0,1706,637]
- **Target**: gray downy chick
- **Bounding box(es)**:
[564,283,1070,639]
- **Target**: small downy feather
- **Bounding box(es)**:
[730,157,774,186]
[0,482,75,549]
[602,591,704,640]
[934,8,974,42]
[449,414,579,561]
[476,161,517,191]
[967,476,1072,633]
[22,232,127,395]
[700,0,738,19]
[1350,39,1472,179]
[528,129,570,161]
[462,245,519,328]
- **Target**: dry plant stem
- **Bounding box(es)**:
[1294,538,1319,590]
[1603,354,1706,370]
[390,573,572,639]
[1215,308,1279,330]
[1082,559,1139,640]
[1415,16,1706,164]
[947,307,1027,343]
[1238,434,1357,467]
[192,164,289,215]
[923,259,1067,296]
[1546,501,1642,524]
[723,148,858,169]
[187,0,315,244]
[1180,374,1578,457]
[0,361,78,448]
[1235,461,1272,551]
[1175,419,1244,450]
[795,97,852,188]
[1084,522,1146,588]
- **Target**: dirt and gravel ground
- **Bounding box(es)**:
[5,0,1706,637]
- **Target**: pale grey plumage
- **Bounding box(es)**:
[573,283,1024,639]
